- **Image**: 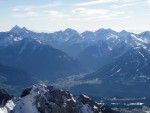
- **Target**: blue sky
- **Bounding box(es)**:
[0,0,150,32]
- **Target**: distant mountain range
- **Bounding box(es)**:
[69,47,150,97]
[0,38,83,82]
[0,25,150,97]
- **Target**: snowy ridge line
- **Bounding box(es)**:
[0,84,113,113]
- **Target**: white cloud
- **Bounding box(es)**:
[26,12,39,16]
[12,6,32,11]
[72,8,125,19]
[112,3,136,8]
[38,2,62,8]
[67,18,82,21]
[45,11,68,20]
[13,12,39,18]
[84,11,125,20]
[147,0,150,4]
[76,0,119,6]
[75,0,139,6]
[147,0,150,2]
[70,7,127,22]
[108,11,125,17]
[73,8,109,16]
[12,2,61,12]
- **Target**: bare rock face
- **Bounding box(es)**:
[0,89,13,106]
[20,87,32,97]
[0,84,114,113]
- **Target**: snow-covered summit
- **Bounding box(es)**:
[0,84,113,113]
[10,25,31,34]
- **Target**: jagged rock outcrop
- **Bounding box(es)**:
[0,84,113,113]
[0,89,13,106]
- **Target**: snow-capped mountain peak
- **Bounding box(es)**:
[0,84,113,113]
[10,25,31,34]
[63,28,79,36]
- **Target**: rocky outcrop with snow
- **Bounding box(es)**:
[0,84,113,113]
[0,89,13,106]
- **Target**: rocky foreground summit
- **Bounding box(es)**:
[0,84,113,113]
